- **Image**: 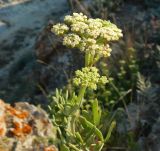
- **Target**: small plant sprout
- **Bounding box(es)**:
[50,12,123,151]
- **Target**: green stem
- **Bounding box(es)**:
[89,54,95,66]
[92,55,100,66]
[85,52,90,67]
[85,52,96,67]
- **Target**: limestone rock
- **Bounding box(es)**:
[0,99,58,151]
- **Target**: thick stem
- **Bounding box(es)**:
[90,53,95,66]
[93,55,100,65]
[85,52,90,67]
[85,52,96,67]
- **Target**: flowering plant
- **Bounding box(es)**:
[52,13,122,66]
[49,13,122,151]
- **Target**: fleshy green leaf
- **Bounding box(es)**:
[75,132,84,144]
[79,116,104,142]
[60,144,70,151]
[92,99,101,126]
[104,121,116,143]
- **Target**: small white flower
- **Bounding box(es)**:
[64,12,87,24]
[51,23,69,35]
[63,34,81,48]
[71,22,88,34]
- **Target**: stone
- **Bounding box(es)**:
[0,99,58,151]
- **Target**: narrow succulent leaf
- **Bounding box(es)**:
[68,143,80,151]
[92,99,101,126]
[104,121,116,143]
[75,132,84,144]
[82,110,92,122]
[80,116,104,142]
[60,144,70,151]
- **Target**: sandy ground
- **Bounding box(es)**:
[0,0,68,77]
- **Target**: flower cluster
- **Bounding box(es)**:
[52,13,122,58]
[64,13,88,24]
[51,23,69,35]
[63,34,81,48]
[73,67,108,90]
